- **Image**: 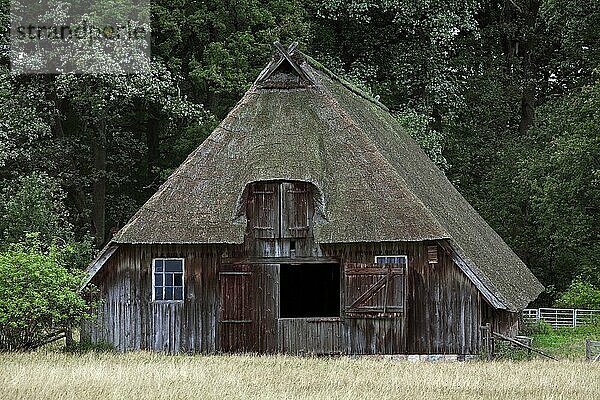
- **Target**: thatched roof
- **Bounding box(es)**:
[105,46,542,311]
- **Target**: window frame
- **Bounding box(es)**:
[152,257,185,302]
[374,255,408,265]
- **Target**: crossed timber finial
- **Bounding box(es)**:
[255,41,313,85]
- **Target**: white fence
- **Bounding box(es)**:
[522,308,600,328]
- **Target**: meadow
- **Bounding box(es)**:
[1,351,599,400]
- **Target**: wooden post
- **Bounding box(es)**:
[488,323,494,360]
[481,323,493,361]
[65,322,73,348]
[585,339,600,362]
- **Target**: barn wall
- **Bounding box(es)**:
[82,244,221,353]
[482,305,520,338]
[84,241,499,355]
[322,241,483,354]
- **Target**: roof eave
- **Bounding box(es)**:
[437,240,511,311]
[81,242,119,289]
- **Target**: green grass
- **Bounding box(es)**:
[531,322,600,360]
[1,352,599,400]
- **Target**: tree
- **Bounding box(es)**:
[1,172,73,248]
[0,242,91,351]
[519,78,600,293]
[53,65,209,247]
[555,279,600,310]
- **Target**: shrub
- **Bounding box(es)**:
[0,242,92,351]
[555,278,600,309]
[520,320,553,336]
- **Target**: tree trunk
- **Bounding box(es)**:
[92,119,107,248]
[519,80,536,135]
[517,0,541,135]
[146,104,160,190]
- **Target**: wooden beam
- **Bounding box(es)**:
[255,42,300,83]
[222,256,339,265]
[81,243,119,289]
[273,41,312,83]
[493,332,558,360]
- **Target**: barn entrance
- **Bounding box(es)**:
[279,263,340,318]
[277,263,344,354]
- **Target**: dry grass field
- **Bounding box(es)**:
[1,352,599,400]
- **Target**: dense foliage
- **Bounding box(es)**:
[0,173,93,351]
[555,279,600,310]
[0,0,598,307]
[0,243,90,351]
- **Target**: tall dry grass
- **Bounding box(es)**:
[1,352,599,399]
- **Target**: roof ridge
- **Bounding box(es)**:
[301,52,389,112]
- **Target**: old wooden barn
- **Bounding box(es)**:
[83,43,543,355]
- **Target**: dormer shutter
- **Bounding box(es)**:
[281,181,311,238]
[247,182,279,238]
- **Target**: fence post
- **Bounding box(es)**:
[486,323,493,360]
[480,324,493,361]
[573,309,577,327]
[587,339,591,361]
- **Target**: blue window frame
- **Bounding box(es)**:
[153,258,184,301]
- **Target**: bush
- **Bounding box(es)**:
[555,278,600,309]
[0,242,92,351]
[520,320,553,336]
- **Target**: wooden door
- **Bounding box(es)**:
[218,268,256,352]
[344,262,407,354]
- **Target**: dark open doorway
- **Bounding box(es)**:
[279,263,340,318]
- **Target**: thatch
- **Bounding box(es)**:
[110,51,542,311]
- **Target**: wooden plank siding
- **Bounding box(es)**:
[83,244,221,353]
[83,240,513,355]
[278,318,344,354]
[321,242,483,355]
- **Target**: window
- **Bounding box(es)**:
[153,258,184,301]
[374,255,407,266]
[345,262,406,315]
[280,263,340,318]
